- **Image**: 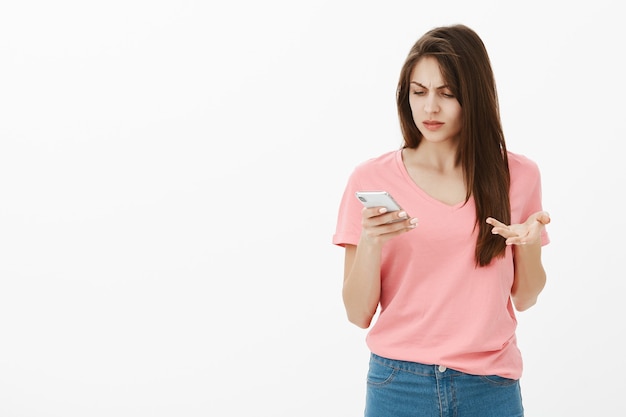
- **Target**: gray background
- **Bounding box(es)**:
[1,0,623,415]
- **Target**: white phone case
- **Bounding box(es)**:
[355,191,402,211]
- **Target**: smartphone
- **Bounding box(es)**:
[355,191,402,211]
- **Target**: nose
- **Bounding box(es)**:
[424,93,439,114]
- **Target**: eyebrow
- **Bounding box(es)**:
[410,81,450,90]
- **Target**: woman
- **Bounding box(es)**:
[332,24,550,417]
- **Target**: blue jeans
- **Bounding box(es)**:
[365,353,524,417]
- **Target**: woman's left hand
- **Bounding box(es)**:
[486,211,551,246]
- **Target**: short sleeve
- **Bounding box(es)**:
[332,169,364,247]
[510,153,550,247]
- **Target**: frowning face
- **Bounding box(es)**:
[409,56,462,145]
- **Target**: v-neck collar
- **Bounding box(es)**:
[395,149,471,211]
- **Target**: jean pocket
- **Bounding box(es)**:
[366,359,398,386]
[479,374,519,387]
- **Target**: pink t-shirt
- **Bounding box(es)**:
[332,149,549,379]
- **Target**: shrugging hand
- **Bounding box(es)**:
[359,207,418,246]
[486,211,550,246]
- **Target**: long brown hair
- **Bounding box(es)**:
[396,24,510,267]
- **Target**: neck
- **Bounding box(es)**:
[405,142,459,173]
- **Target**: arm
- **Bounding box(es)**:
[486,211,551,312]
[511,241,546,311]
[342,243,381,329]
[342,207,417,328]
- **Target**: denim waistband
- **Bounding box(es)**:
[370,352,462,377]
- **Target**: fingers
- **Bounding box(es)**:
[485,217,505,228]
[362,206,415,225]
[361,207,418,243]
[486,211,550,246]
[490,225,512,239]
[486,217,510,238]
[487,217,527,244]
[505,232,530,246]
[536,211,551,225]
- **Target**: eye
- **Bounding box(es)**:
[441,92,455,98]
[411,90,425,96]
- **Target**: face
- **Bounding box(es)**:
[408,56,462,144]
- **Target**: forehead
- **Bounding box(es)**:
[410,56,445,85]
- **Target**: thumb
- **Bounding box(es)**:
[536,211,551,225]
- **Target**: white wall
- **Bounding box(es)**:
[1,1,623,415]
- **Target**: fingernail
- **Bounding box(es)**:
[410,218,418,224]
[379,208,387,213]
[398,211,407,218]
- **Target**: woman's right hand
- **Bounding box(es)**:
[359,206,418,247]
[343,208,417,328]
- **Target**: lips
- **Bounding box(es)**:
[423,121,444,131]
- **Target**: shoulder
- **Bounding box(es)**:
[507,151,543,193]
[507,151,540,178]
[352,149,400,176]
[341,149,406,197]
